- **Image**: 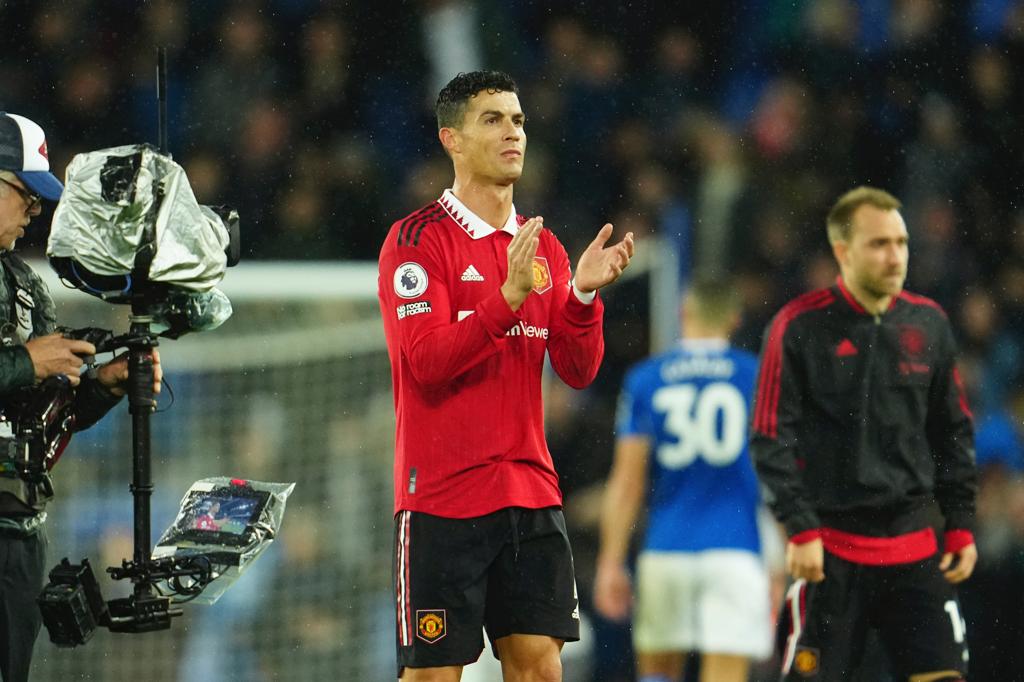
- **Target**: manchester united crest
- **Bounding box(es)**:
[532,256,552,294]
[898,324,927,359]
[416,609,446,643]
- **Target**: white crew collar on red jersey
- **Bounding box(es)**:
[439,188,519,240]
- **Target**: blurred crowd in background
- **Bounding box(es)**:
[3,0,1024,679]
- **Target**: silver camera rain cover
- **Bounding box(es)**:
[46,144,235,335]
[152,477,295,605]
[48,144,229,290]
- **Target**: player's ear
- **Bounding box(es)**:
[439,127,460,155]
[831,240,848,268]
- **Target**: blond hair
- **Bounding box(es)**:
[685,274,742,329]
[826,186,902,244]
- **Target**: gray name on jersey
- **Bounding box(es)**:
[660,356,735,383]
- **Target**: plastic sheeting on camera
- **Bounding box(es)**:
[152,477,295,605]
[46,144,238,335]
[147,288,233,338]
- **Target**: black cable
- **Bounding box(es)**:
[154,375,175,413]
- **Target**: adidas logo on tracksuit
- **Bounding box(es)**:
[461,265,484,282]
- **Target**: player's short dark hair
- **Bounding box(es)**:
[436,71,519,130]
[826,186,902,244]
[686,273,742,328]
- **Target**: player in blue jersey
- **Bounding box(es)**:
[594,276,774,682]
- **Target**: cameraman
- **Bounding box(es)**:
[0,112,162,682]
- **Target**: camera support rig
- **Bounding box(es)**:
[103,314,179,632]
[37,47,246,646]
[39,316,180,641]
[109,50,177,628]
[40,316,227,644]
[104,48,175,630]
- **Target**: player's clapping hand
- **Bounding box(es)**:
[786,538,826,583]
[573,224,635,294]
[501,216,543,311]
[593,560,632,622]
[939,542,977,584]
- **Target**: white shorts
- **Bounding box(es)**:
[633,549,772,659]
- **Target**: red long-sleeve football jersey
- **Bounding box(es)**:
[378,190,605,517]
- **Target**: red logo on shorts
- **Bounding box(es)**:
[416,609,446,643]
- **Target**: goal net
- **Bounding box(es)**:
[29,260,397,681]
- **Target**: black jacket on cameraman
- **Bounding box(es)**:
[0,250,122,527]
[750,279,977,549]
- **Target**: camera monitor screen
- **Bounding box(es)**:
[165,486,271,547]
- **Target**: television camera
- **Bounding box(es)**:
[23,49,286,646]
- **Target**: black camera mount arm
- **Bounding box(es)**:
[63,315,174,634]
[39,315,193,644]
[97,312,174,633]
[60,316,161,585]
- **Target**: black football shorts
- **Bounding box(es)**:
[393,506,580,675]
[777,550,969,680]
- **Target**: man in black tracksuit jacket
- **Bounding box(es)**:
[751,187,977,682]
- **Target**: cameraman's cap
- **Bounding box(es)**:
[0,112,64,201]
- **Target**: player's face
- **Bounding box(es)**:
[0,175,41,250]
[840,204,909,299]
[454,90,526,184]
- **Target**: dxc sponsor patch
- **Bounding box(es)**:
[397,301,432,319]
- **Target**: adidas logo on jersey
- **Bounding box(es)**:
[836,338,858,357]
[461,265,485,282]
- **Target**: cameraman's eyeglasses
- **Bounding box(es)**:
[0,178,42,213]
